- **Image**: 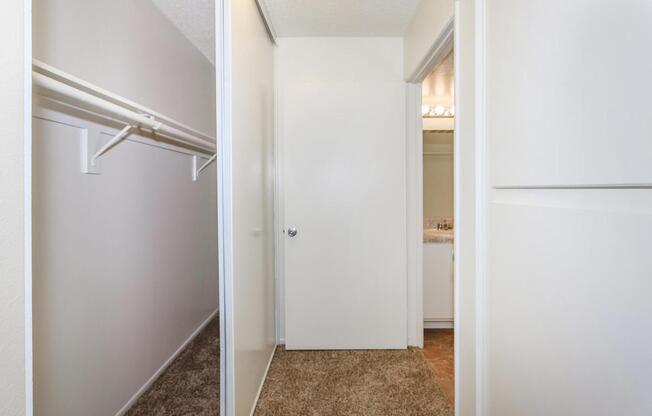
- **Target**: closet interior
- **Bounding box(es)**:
[32,1,219,414]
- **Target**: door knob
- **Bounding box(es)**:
[287,227,298,237]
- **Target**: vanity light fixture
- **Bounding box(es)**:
[422,104,455,118]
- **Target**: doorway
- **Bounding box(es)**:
[421,50,456,405]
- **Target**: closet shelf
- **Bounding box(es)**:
[32,59,217,155]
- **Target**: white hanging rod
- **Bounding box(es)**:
[32,59,216,154]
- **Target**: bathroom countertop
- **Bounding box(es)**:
[423,228,454,243]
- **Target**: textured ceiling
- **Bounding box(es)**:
[151,0,215,65]
[260,0,421,37]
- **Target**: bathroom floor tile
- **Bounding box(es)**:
[423,329,454,404]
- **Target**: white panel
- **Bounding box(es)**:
[283,82,407,349]
[32,116,218,416]
[423,242,454,321]
[228,0,276,414]
[484,2,652,415]
[488,190,652,415]
[488,0,652,186]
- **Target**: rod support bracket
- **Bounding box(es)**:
[90,124,136,166]
[192,153,218,181]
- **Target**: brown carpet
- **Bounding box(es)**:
[126,318,219,416]
[254,347,454,416]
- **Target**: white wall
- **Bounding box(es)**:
[454,1,478,414]
[33,0,215,135]
[228,0,276,415]
[403,0,454,80]
[0,0,27,414]
[32,1,218,415]
[275,37,405,343]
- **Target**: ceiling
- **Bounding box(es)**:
[260,0,422,37]
[150,0,425,63]
[151,0,215,65]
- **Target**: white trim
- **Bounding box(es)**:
[273,85,285,344]
[406,17,455,83]
[474,0,488,415]
[114,310,218,416]
[424,321,454,329]
[453,3,462,416]
[24,0,33,414]
[216,1,234,415]
[254,0,277,44]
[248,345,277,416]
[406,83,424,348]
[406,14,457,351]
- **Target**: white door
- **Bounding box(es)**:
[483,1,652,414]
[283,82,407,350]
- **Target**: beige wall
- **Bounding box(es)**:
[423,133,454,220]
[403,0,454,79]
[33,0,215,135]
[0,0,27,414]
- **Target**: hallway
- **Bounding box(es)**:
[253,346,452,416]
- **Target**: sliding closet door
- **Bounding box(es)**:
[483,1,652,415]
[218,0,276,415]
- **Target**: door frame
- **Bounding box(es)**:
[406,2,487,415]
[216,0,234,415]
[405,16,454,349]
[22,0,34,414]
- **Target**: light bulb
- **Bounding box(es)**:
[449,106,455,116]
[421,105,431,116]
[433,105,446,116]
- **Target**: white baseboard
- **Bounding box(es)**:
[424,320,454,329]
[248,343,278,416]
[114,309,219,416]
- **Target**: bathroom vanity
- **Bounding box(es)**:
[423,227,454,327]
